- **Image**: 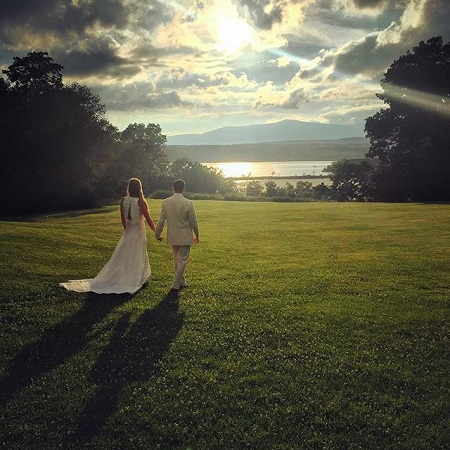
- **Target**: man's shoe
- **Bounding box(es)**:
[179,284,188,290]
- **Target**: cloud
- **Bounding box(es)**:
[303,0,450,84]
[94,82,192,111]
[331,34,398,80]
[0,0,449,135]
[252,0,449,129]
[0,0,180,78]
[237,0,283,30]
[280,88,310,109]
[0,0,134,46]
[149,68,232,90]
[421,0,450,40]
[55,35,133,78]
[351,0,389,8]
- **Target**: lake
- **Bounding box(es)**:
[203,160,334,178]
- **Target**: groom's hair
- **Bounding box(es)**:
[173,179,185,193]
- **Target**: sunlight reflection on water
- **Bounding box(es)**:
[203,161,334,178]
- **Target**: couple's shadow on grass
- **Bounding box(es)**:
[0,290,184,445]
[74,291,184,444]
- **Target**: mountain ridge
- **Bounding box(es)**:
[167,119,365,145]
[166,136,369,163]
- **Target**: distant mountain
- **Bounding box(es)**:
[166,119,365,145]
[166,137,370,163]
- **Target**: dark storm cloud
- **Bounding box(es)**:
[148,91,192,108]
[0,0,133,44]
[422,0,450,40]
[94,83,192,110]
[332,34,396,79]
[0,0,58,23]
[313,0,402,31]
[130,42,199,65]
[132,0,174,31]
[236,0,283,30]
[328,0,450,81]
[0,0,175,79]
[352,0,388,8]
[58,46,138,79]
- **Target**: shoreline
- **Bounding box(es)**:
[231,175,332,187]
[230,174,330,181]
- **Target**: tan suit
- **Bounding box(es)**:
[155,193,199,290]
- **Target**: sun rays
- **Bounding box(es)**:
[383,85,450,118]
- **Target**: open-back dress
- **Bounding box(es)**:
[59,196,151,294]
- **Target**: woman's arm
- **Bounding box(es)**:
[139,198,156,232]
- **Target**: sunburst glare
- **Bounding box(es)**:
[217,18,255,53]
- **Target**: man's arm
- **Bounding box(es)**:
[155,203,166,240]
[188,201,199,243]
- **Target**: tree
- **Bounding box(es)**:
[0,52,120,215]
[2,51,64,94]
[365,36,450,201]
[118,123,168,193]
[265,180,278,197]
[245,180,264,197]
[313,182,331,201]
[326,159,375,201]
[295,180,313,199]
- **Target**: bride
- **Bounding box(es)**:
[60,178,162,294]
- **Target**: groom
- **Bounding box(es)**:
[155,179,199,293]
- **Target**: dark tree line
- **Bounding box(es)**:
[244,179,330,201]
[0,52,233,216]
[327,36,450,202]
[1,52,119,214]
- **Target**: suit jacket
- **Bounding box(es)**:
[155,193,199,246]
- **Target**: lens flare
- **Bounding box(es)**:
[383,85,450,118]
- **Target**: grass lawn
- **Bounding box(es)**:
[0,200,449,449]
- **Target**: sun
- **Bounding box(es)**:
[217,18,254,53]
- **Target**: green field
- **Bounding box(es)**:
[1,201,449,449]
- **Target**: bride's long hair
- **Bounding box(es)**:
[127,178,145,202]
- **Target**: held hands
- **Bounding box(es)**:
[153,234,196,243]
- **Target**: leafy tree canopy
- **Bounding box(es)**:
[365,36,450,201]
[0,52,119,214]
[117,123,169,193]
[2,51,64,93]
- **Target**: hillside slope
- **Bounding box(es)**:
[166,137,369,162]
[167,119,365,145]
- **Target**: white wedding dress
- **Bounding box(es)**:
[60,196,151,294]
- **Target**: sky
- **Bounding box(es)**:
[0,0,449,138]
